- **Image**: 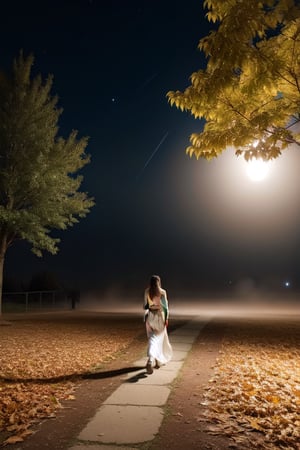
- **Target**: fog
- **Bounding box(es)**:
[78,289,300,320]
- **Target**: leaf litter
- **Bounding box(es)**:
[0,316,143,445]
[198,318,300,449]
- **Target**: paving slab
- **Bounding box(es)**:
[71,446,138,450]
[72,317,210,449]
[171,349,189,361]
[77,405,164,444]
[171,329,199,336]
[103,384,170,406]
[169,334,197,343]
[124,367,178,385]
[158,360,184,371]
[171,342,193,351]
[132,359,184,372]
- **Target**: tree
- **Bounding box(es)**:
[0,53,94,314]
[167,0,300,161]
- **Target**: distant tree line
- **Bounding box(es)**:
[3,271,63,292]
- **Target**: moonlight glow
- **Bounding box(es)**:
[246,159,270,181]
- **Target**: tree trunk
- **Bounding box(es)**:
[0,254,4,316]
[0,235,7,317]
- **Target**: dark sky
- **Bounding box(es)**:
[2,0,300,297]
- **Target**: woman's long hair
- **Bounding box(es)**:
[148,275,162,299]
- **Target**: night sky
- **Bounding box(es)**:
[2,0,300,298]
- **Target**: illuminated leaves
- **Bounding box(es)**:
[198,320,300,448]
[167,0,300,161]
[0,318,142,445]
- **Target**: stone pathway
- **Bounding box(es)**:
[69,317,209,449]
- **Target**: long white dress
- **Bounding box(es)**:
[144,288,173,366]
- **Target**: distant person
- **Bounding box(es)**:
[69,289,80,310]
[144,275,173,374]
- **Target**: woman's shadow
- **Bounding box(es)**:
[0,365,147,384]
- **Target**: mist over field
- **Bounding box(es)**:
[78,287,300,320]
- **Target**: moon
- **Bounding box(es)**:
[246,159,270,181]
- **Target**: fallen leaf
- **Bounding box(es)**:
[3,435,24,445]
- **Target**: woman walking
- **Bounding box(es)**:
[144,275,173,374]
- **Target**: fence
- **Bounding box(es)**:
[2,290,70,313]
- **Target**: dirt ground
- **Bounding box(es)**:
[5,334,148,450]
[3,315,234,450]
[1,313,194,450]
[5,312,296,450]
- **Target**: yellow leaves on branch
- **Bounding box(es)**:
[167,0,300,161]
[198,319,300,449]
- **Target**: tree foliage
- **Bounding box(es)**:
[0,53,94,312]
[167,0,300,161]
